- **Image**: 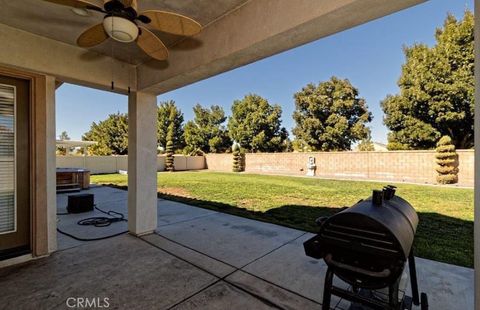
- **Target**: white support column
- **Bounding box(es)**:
[46,76,57,253]
[474,0,479,308]
[128,91,158,235]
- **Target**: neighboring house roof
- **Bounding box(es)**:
[354,141,389,151]
[372,142,388,151]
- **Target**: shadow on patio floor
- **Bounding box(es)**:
[143,189,471,268]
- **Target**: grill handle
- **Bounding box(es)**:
[324,254,391,278]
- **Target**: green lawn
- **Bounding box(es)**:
[91,171,474,267]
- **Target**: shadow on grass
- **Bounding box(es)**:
[105,184,473,268]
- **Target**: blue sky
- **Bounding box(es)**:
[57,0,472,143]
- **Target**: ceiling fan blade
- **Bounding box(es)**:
[121,0,137,11]
[130,0,138,11]
[77,23,108,47]
[43,0,104,10]
[118,0,132,7]
[137,27,169,61]
[140,10,202,36]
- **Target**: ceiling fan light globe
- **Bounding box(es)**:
[103,16,138,43]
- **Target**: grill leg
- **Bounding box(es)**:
[389,279,399,309]
[408,250,420,306]
[323,267,334,310]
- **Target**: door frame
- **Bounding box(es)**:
[0,66,51,257]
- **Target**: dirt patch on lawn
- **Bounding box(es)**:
[158,187,192,198]
[238,199,264,211]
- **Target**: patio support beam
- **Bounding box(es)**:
[127,91,158,236]
[137,0,426,95]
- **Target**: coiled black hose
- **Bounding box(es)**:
[57,206,128,241]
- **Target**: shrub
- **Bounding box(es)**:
[232,144,244,172]
[165,140,175,172]
[435,136,458,184]
[357,138,374,151]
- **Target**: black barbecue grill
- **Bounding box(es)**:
[304,186,428,310]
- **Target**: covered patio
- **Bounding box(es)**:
[0,0,479,309]
[0,186,473,309]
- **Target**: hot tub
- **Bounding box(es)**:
[56,168,90,192]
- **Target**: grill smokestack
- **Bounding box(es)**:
[372,189,383,205]
[383,185,397,200]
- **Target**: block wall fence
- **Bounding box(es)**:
[205,150,474,186]
[57,150,473,186]
[56,155,205,174]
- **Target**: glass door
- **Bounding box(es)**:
[0,76,30,259]
[0,84,16,235]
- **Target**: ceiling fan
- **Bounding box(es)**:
[42,0,202,61]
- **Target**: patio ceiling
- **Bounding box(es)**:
[0,0,426,95]
[0,0,248,65]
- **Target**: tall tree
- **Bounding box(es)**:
[228,94,288,152]
[382,10,474,150]
[292,77,372,151]
[184,104,231,154]
[157,100,185,151]
[56,131,71,155]
[82,113,128,155]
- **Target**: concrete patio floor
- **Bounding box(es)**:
[0,186,473,309]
